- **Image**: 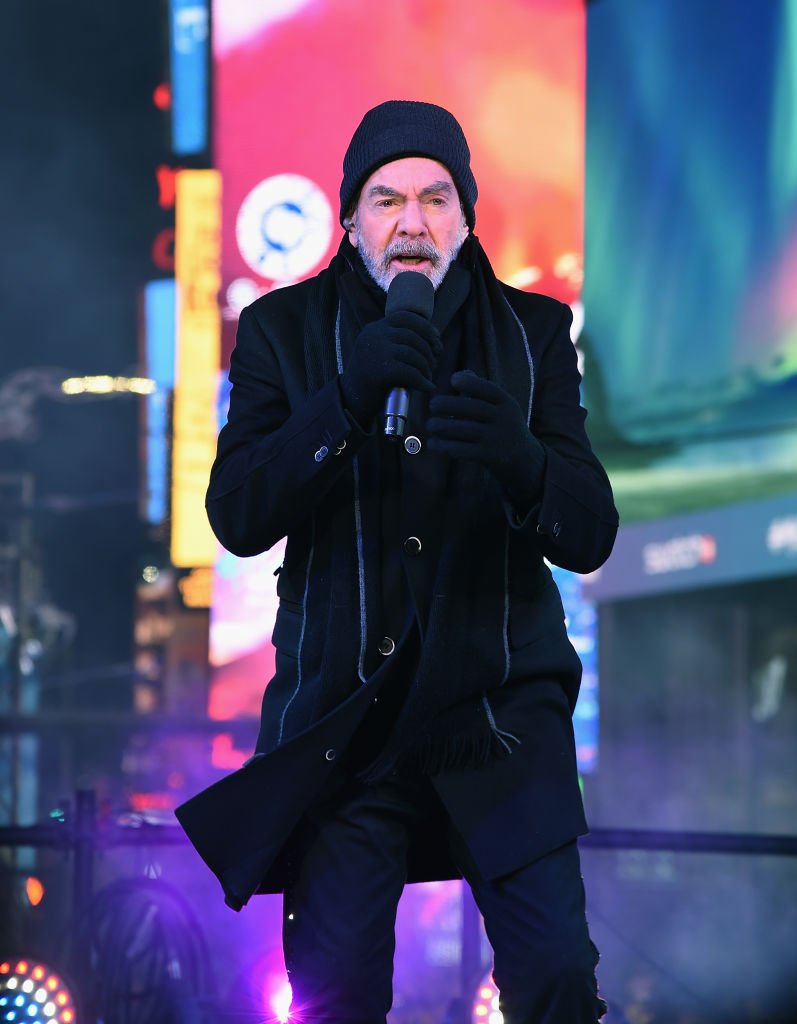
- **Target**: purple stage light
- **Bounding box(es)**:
[264,978,292,1023]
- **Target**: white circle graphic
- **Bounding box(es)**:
[236,173,334,282]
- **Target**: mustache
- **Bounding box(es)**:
[381,240,441,266]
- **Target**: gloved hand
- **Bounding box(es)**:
[340,310,442,425]
[427,369,546,512]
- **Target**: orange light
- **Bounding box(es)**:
[57,992,68,1005]
[32,965,45,980]
[63,1011,75,1023]
[47,977,59,991]
[16,960,29,973]
[26,876,45,907]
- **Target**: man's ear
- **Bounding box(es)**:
[345,210,358,248]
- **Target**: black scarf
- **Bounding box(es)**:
[302,235,535,780]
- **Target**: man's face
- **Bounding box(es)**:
[347,157,469,291]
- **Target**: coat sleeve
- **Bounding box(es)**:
[205,303,370,556]
[508,300,618,574]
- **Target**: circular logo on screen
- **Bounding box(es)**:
[236,174,334,282]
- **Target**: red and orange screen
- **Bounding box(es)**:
[209,0,585,742]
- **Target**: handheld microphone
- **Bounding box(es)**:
[383,271,435,440]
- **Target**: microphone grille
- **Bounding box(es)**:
[385,271,435,319]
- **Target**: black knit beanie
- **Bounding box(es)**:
[340,100,478,229]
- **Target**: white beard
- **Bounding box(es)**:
[355,222,468,291]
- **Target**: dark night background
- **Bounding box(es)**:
[1,2,165,704]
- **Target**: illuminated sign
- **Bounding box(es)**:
[235,173,334,283]
[208,0,592,768]
[169,0,209,155]
[584,493,797,600]
[643,533,717,575]
[143,280,176,524]
[171,169,221,568]
[767,515,797,555]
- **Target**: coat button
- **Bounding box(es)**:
[378,636,395,656]
[404,435,422,455]
[314,445,329,462]
[403,536,422,555]
[552,521,561,538]
[324,748,336,761]
[334,440,347,455]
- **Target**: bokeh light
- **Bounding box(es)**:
[0,960,76,1024]
[472,972,502,1024]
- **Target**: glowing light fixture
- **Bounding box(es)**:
[0,960,76,1024]
[472,972,502,1024]
[24,878,44,908]
[270,981,292,1023]
[60,376,156,396]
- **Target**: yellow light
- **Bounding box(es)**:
[171,169,223,569]
[553,251,583,286]
[63,1011,75,1023]
[61,375,157,395]
[126,376,157,394]
[32,966,45,980]
[480,986,493,999]
[506,265,542,290]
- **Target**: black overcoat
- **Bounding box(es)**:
[176,262,618,911]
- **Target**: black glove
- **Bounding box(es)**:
[427,369,546,512]
[340,310,442,425]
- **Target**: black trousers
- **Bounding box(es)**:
[282,770,606,1023]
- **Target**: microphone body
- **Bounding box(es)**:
[384,386,410,440]
[383,271,435,440]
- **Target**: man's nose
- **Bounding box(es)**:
[396,199,427,236]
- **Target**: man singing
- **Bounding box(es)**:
[177,100,618,1023]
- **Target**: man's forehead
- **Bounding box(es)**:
[360,156,457,195]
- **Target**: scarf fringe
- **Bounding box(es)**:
[357,693,520,782]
